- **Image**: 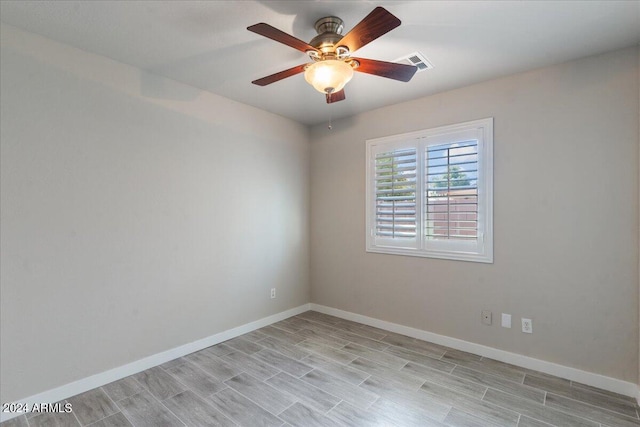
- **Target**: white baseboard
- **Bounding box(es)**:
[0,304,310,423]
[310,303,639,399]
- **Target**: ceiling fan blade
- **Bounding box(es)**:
[247,23,320,54]
[326,89,346,104]
[353,58,417,82]
[336,7,401,53]
[252,64,308,86]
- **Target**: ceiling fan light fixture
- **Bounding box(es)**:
[248,7,414,103]
[304,60,353,94]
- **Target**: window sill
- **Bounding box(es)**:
[366,246,493,263]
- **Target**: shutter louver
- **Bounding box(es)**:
[426,141,479,240]
[375,148,417,239]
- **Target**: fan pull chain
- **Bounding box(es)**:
[328,103,333,130]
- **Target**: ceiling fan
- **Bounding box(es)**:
[247,7,417,104]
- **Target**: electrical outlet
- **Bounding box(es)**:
[501,313,512,328]
[481,310,492,325]
[270,288,276,299]
[521,318,533,333]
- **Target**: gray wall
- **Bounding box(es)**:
[310,47,639,383]
[0,25,310,401]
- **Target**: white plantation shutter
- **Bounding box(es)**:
[426,141,479,241]
[366,118,493,263]
[374,148,417,240]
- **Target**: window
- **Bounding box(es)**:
[366,118,493,263]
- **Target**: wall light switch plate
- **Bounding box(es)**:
[501,313,511,328]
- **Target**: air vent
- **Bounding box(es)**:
[395,51,433,72]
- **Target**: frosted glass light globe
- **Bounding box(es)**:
[304,60,354,94]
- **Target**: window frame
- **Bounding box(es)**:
[365,118,493,263]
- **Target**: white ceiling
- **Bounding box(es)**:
[1,1,639,126]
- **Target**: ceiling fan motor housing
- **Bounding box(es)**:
[314,16,343,35]
[310,16,345,55]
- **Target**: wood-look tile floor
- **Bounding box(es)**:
[3,311,639,427]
